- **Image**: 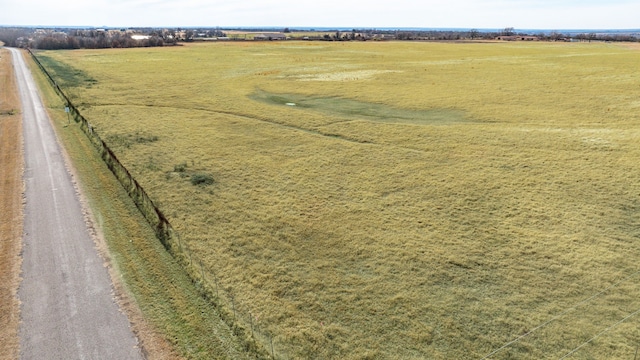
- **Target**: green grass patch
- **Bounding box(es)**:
[251,90,469,125]
[35,52,97,88]
[190,173,214,186]
[105,131,159,148]
[174,162,188,173]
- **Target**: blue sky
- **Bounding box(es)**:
[0,0,638,29]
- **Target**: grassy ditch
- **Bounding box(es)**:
[25,50,250,359]
[0,48,23,360]
[34,42,640,359]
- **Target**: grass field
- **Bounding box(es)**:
[0,48,23,360]
[37,41,640,359]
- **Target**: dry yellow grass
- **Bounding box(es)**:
[38,41,640,358]
[0,48,23,360]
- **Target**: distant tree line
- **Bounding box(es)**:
[0,27,176,50]
[0,27,231,49]
[572,32,639,42]
[36,32,171,50]
[313,27,639,42]
[1,27,637,48]
[0,28,29,47]
[394,30,496,41]
[387,28,639,42]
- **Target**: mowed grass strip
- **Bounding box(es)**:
[0,48,23,360]
[38,42,640,359]
[26,52,250,359]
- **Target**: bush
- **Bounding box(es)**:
[190,173,214,186]
[174,163,187,172]
[134,132,158,144]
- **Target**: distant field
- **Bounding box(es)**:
[37,41,640,359]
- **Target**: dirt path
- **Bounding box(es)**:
[0,48,23,360]
[9,47,143,359]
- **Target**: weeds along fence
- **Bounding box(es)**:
[27,49,288,359]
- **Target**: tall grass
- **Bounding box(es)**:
[38,41,640,359]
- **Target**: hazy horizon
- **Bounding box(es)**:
[1,25,640,34]
[0,0,638,30]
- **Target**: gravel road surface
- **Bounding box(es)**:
[9,48,143,359]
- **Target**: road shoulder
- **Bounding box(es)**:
[0,47,23,360]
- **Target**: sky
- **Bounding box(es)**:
[0,0,638,30]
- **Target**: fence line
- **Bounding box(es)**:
[558,307,640,359]
[480,268,640,359]
[27,48,286,359]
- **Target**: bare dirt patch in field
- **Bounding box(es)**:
[0,48,23,360]
[295,69,401,81]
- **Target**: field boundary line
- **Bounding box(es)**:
[481,269,640,359]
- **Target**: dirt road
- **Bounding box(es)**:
[9,48,143,359]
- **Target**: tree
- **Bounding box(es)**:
[550,31,564,41]
[66,36,80,49]
[96,35,108,48]
[469,29,479,40]
[502,27,515,36]
[0,28,30,47]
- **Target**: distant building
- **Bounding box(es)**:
[254,33,287,41]
[496,35,539,41]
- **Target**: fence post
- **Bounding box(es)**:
[250,312,254,338]
[232,297,236,322]
[270,335,274,359]
[214,271,219,298]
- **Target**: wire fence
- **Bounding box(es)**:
[27,48,288,359]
